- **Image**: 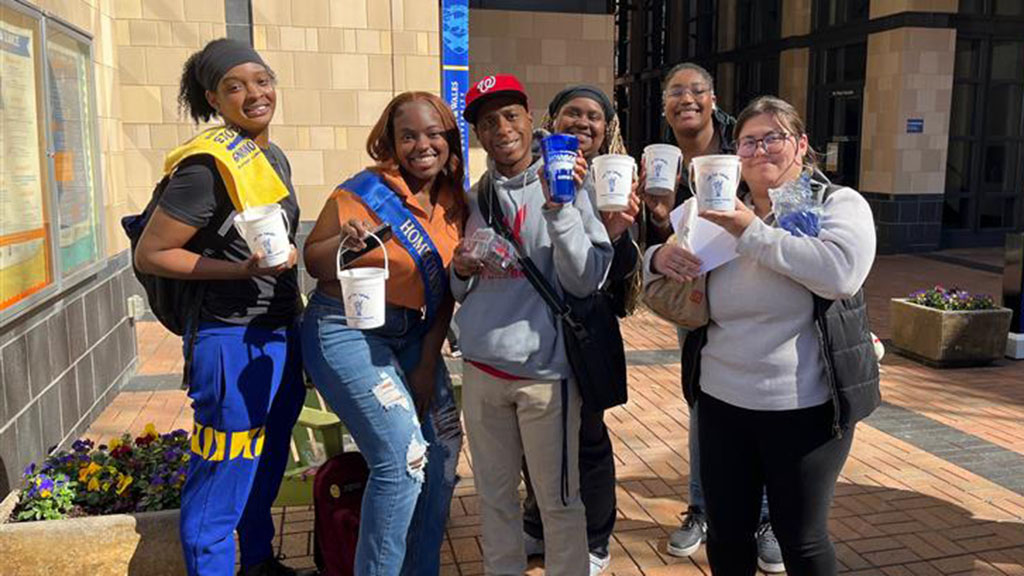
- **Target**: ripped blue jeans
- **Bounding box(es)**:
[302,290,462,576]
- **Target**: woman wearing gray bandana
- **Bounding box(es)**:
[519,85,641,575]
[133,38,304,576]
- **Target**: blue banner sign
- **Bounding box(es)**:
[906,118,924,134]
[441,0,470,190]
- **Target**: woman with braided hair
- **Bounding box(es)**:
[521,85,641,575]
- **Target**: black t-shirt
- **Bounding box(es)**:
[159,143,300,328]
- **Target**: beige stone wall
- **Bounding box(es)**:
[31,0,126,256]
[782,0,812,38]
[779,48,810,119]
[871,0,957,19]
[860,28,955,196]
[113,0,229,233]
[467,9,614,179]
[113,0,440,220]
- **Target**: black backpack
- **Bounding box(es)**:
[121,175,205,336]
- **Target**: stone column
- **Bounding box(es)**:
[859,27,956,253]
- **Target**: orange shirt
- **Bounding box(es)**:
[332,168,463,311]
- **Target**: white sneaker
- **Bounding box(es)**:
[589,551,611,575]
[523,532,544,557]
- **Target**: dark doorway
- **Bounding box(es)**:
[809,42,866,189]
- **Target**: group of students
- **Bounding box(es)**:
[134,38,878,576]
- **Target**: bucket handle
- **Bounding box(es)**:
[232,205,290,240]
[336,229,390,280]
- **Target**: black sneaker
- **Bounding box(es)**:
[756,522,785,574]
[666,506,706,558]
[238,557,301,576]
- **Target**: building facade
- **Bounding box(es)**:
[614,0,1024,253]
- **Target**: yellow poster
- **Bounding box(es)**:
[0,14,52,310]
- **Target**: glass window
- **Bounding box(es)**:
[945,141,972,193]
[736,0,780,48]
[950,84,976,137]
[959,0,985,13]
[225,0,251,44]
[986,84,1023,137]
[982,142,1015,188]
[615,0,630,77]
[46,26,101,277]
[978,197,1017,228]
[954,39,980,80]
[990,41,1024,82]
[943,196,970,228]
[0,4,54,315]
[993,0,1024,16]
[687,0,716,58]
[815,0,869,29]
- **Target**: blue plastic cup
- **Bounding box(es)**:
[541,134,579,204]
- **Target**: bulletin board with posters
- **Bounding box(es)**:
[0,3,54,318]
[45,21,103,279]
[0,1,105,327]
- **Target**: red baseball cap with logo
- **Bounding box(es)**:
[464,74,529,124]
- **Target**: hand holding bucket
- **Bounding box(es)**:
[336,229,389,330]
[643,144,683,196]
[689,155,742,213]
[233,204,292,267]
[593,154,638,212]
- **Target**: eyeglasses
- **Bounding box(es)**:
[735,131,792,158]
[663,85,711,100]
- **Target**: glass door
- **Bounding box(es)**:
[943,37,1024,247]
[810,42,866,188]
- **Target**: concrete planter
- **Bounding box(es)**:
[0,491,185,576]
[890,298,1013,367]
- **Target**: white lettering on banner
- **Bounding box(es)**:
[399,219,431,256]
[397,218,445,305]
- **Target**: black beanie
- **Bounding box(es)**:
[547,85,615,123]
[194,38,268,92]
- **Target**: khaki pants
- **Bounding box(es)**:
[462,363,588,576]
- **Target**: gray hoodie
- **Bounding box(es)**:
[451,130,613,380]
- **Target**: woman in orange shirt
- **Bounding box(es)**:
[301,92,466,575]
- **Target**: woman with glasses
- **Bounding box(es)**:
[649,95,877,575]
[642,63,736,248]
[642,64,782,572]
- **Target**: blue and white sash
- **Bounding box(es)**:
[341,171,448,323]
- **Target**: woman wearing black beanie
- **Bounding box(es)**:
[133,38,303,576]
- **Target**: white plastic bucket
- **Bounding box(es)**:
[689,155,742,212]
[336,230,390,330]
[643,144,683,196]
[233,204,291,267]
[592,154,637,212]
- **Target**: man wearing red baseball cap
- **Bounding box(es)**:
[450,74,613,575]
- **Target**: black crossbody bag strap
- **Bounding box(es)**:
[480,175,577,505]
[480,178,589,342]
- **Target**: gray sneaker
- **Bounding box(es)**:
[589,550,611,575]
[756,522,785,573]
[666,506,706,558]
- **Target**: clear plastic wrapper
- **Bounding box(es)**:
[465,228,517,271]
[769,172,821,237]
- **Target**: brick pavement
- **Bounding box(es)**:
[86,250,1024,575]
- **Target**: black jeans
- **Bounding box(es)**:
[522,405,617,554]
[698,392,854,576]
